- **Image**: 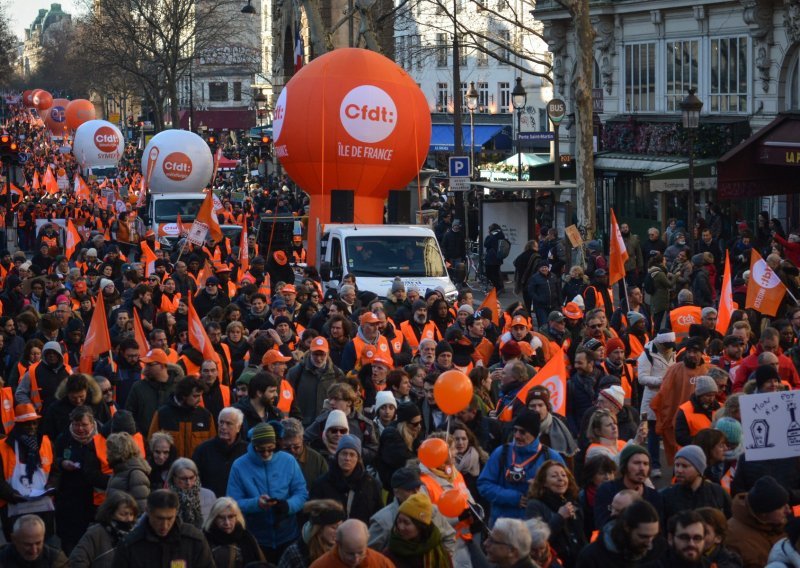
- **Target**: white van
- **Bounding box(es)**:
[318,225,457,301]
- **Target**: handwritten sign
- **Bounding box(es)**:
[741,391,800,461]
[565,224,582,248]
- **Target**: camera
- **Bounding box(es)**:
[505,467,526,483]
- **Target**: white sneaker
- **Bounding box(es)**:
[651,468,662,479]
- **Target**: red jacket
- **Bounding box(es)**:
[731,345,800,392]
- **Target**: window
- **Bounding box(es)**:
[458,35,467,67]
[498,81,511,113]
[208,82,228,102]
[233,82,242,102]
[460,82,467,112]
[436,33,448,67]
[710,36,748,113]
[497,30,511,64]
[436,82,449,112]
[624,43,656,112]
[477,37,488,66]
[666,39,699,111]
[478,82,489,112]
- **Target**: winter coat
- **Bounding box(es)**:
[767,538,800,568]
[730,453,800,504]
[659,479,731,521]
[107,455,152,513]
[204,523,265,568]
[147,396,216,458]
[233,397,283,440]
[191,436,248,497]
[309,462,383,524]
[647,265,673,314]
[113,515,215,568]
[575,520,667,568]
[566,371,600,436]
[441,228,467,261]
[477,439,565,525]
[43,378,112,442]
[526,490,587,568]
[0,543,68,567]
[193,288,230,319]
[15,356,70,413]
[484,229,506,266]
[528,271,562,311]
[69,522,130,568]
[227,443,309,548]
[593,478,664,529]
[124,363,182,435]
[287,353,344,426]
[690,266,714,307]
[376,424,420,490]
[368,499,457,556]
[305,408,379,465]
[637,342,674,420]
[727,493,787,568]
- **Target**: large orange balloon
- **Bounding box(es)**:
[33,90,53,111]
[22,90,34,108]
[438,489,468,517]
[65,99,96,130]
[418,438,449,470]
[44,98,69,135]
[433,370,474,415]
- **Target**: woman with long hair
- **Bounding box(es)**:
[377,402,424,490]
[469,366,494,416]
[203,496,265,567]
[693,428,727,483]
[8,338,43,389]
[525,460,587,568]
[577,455,617,540]
[448,420,488,501]
[584,409,645,464]
[277,499,345,567]
[383,493,452,568]
[429,299,453,337]
[167,457,216,527]
[69,491,139,568]
[223,321,250,381]
[106,432,151,512]
[146,430,177,490]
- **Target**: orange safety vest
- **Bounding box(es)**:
[351,336,392,370]
[586,439,627,457]
[277,379,294,414]
[669,306,702,340]
[677,400,713,439]
[159,293,182,314]
[0,435,53,508]
[628,333,648,361]
[199,384,231,410]
[178,355,201,377]
[292,249,307,264]
[399,320,441,354]
[133,432,146,458]
[92,434,113,505]
[0,387,13,435]
[420,471,473,541]
[28,361,73,411]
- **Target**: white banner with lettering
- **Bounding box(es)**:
[741,390,800,461]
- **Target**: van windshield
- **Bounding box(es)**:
[153,198,204,223]
[344,236,447,277]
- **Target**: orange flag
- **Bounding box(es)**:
[188,296,220,363]
[478,288,500,326]
[32,171,40,190]
[746,249,787,317]
[516,349,568,415]
[74,174,91,201]
[717,251,737,334]
[195,260,214,291]
[65,219,81,260]
[140,240,157,277]
[79,290,112,373]
[133,310,150,357]
[239,217,249,275]
[211,147,223,186]
[608,208,628,286]
[195,190,223,243]
[42,166,59,195]
[176,213,187,237]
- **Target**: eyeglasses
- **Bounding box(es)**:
[328,427,348,434]
[486,535,510,547]
[408,420,423,427]
[253,444,276,454]
[674,534,705,543]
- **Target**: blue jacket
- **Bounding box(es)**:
[227,445,308,548]
[477,438,564,525]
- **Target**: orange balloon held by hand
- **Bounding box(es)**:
[438,489,468,517]
[418,438,449,470]
[433,369,474,415]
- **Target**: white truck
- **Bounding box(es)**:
[318,224,457,301]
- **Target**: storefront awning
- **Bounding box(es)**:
[718,112,800,199]
[430,125,509,152]
[593,152,685,173]
[645,159,717,192]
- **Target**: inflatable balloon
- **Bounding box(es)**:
[418,438,449,470]
[33,90,53,111]
[44,98,70,136]
[73,120,124,168]
[65,99,96,130]
[433,370,473,415]
[142,130,213,193]
[437,489,468,517]
[22,90,35,108]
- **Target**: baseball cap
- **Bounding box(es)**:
[310,337,329,353]
[140,349,169,365]
[548,311,566,322]
[511,315,528,328]
[562,302,583,320]
[371,353,394,369]
[262,349,292,366]
[360,312,380,325]
[282,284,297,294]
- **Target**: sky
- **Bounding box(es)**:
[8,0,83,40]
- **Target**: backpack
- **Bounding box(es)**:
[497,238,511,260]
[643,270,656,295]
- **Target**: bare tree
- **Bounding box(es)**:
[0,3,20,88]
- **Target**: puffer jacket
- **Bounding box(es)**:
[226,444,308,548]
[147,396,216,458]
[727,493,787,568]
[637,341,675,420]
[767,538,800,568]
[43,377,112,442]
[107,455,152,512]
[69,522,131,568]
[113,515,214,568]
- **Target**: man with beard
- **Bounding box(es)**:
[198,360,230,428]
[674,377,720,447]
[398,299,441,358]
[620,222,643,283]
[340,311,391,373]
[661,445,730,521]
[576,500,665,567]
[656,511,712,567]
[414,338,437,371]
[325,314,351,369]
[148,376,216,458]
[650,337,709,465]
[731,327,800,392]
[287,337,344,427]
[594,445,664,529]
[600,337,637,407]
[233,372,284,439]
[716,335,744,374]
[375,309,411,367]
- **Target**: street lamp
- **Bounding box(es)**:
[465,81,479,179]
[511,77,527,182]
[680,88,703,245]
[254,89,267,127]
[241,0,256,14]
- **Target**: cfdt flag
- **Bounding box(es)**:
[516,352,568,416]
[608,209,628,286]
[746,249,787,317]
[717,251,737,334]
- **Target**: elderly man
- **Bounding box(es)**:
[310,519,394,568]
[191,407,247,497]
[492,360,530,423]
[340,312,391,373]
[280,417,328,490]
[484,518,537,568]
[399,299,441,357]
[0,514,68,567]
[287,336,345,426]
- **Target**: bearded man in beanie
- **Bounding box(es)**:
[227,422,308,562]
[660,445,731,521]
[478,409,564,526]
[594,445,664,529]
[727,476,790,568]
[525,386,577,464]
[674,376,721,447]
[600,337,637,407]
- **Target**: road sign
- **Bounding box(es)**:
[518,132,555,141]
[449,156,471,177]
[547,99,566,124]
[449,177,471,192]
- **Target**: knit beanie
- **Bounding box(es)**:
[375,391,397,411]
[694,376,718,396]
[100,278,114,290]
[627,312,645,326]
[715,418,743,446]
[513,410,541,438]
[619,444,649,473]
[336,434,362,456]
[606,338,625,354]
[412,299,427,312]
[398,493,433,526]
[397,401,421,424]
[755,365,781,390]
[435,340,453,357]
[391,277,405,294]
[250,423,276,445]
[599,385,625,410]
[324,410,349,433]
[526,386,551,409]
[675,445,707,475]
[457,304,474,316]
[748,476,789,514]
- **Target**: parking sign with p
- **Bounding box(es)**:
[449,156,470,178]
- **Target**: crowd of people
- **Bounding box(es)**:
[0,102,799,568]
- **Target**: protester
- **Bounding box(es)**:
[203,496,266,567]
[0,514,69,567]
[69,491,139,568]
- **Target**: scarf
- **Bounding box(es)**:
[541,413,579,456]
[388,525,450,568]
[16,434,41,482]
[357,327,379,345]
[455,446,481,477]
[427,463,457,484]
[106,520,134,545]
[70,421,97,445]
[170,482,203,528]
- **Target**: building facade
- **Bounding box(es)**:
[19,3,71,79]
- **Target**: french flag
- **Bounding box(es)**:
[294,20,303,74]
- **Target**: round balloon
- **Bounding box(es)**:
[44,98,70,135]
[33,90,53,111]
[73,120,125,168]
[142,130,213,193]
[418,438,449,470]
[65,99,96,130]
[433,370,474,415]
[438,489,468,517]
[22,90,35,108]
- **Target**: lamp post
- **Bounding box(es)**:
[511,77,527,182]
[254,89,267,128]
[241,0,256,14]
[465,82,478,179]
[680,88,703,246]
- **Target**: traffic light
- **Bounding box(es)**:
[260,135,271,157]
[0,134,19,160]
[207,134,218,148]
[260,135,270,145]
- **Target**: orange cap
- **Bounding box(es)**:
[273,251,288,266]
[14,404,39,423]
[562,302,583,320]
[262,349,292,366]
[511,315,528,328]
[282,284,297,294]
[310,336,329,353]
[360,312,380,325]
[140,349,169,365]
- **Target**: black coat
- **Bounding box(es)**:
[484,229,506,266]
[659,480,731,521]
[526,491,588,568]
[113,515,215,568]
[528,271,562,310]
[441,228,467,261]
[191,436,248,497]
[204,523,265,567]
[309,462,383,524]
[377,425,420,490]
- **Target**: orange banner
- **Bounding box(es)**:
[745,249,787,317]
[515,350,568,415]
[717,251,737,334]
[608,208,628,286]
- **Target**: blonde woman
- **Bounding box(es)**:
[377,401,424,490]
[203,496,265,567]
[585,409,646,464]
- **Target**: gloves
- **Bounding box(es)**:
[271,499,289,516]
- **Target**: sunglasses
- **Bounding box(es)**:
[408,420,423,427]
[328,427,348,435]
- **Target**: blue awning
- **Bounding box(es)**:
[429,124,508,152]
